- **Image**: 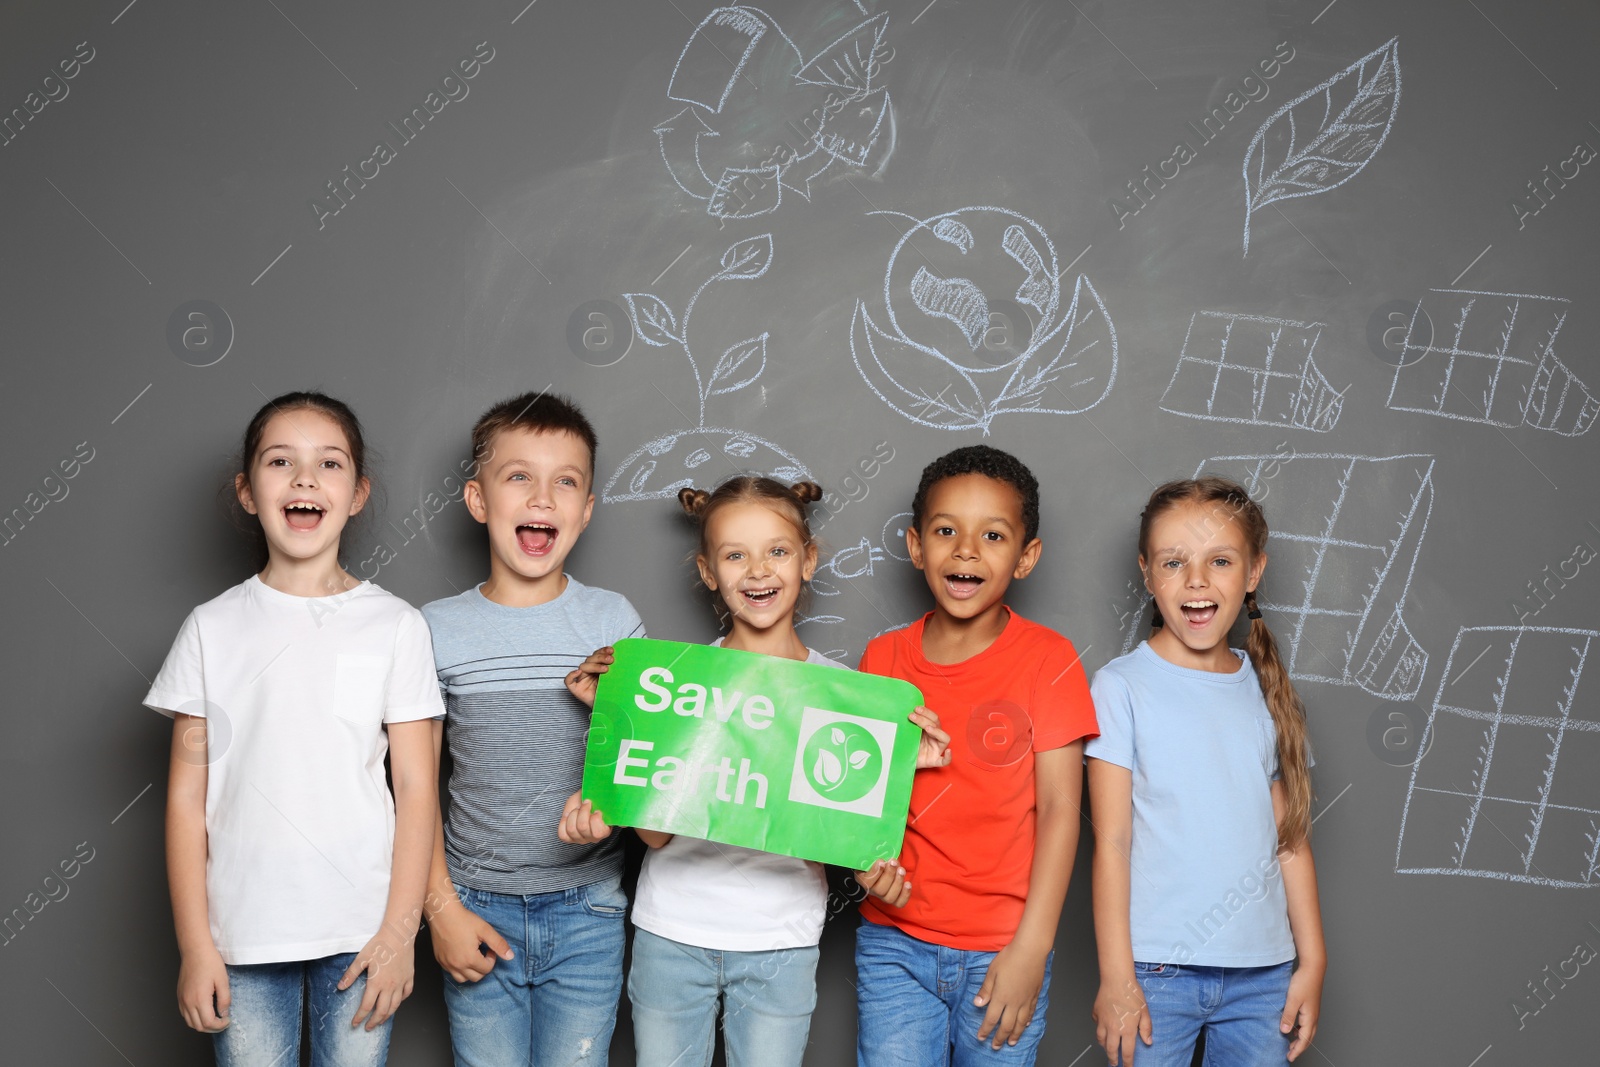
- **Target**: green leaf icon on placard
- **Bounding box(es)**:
[803,720,882,801]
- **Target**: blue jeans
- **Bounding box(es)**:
[213,952,391,1067]
[442,876,627,1067]
[855,920,1053,1066]
[1132,961,1294,1066]
[627,927,819,1067]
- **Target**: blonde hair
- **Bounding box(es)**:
[677,476,823,554]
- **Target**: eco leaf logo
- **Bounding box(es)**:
[789,707,896,816]
[804,722,882,802]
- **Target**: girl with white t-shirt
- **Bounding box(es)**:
[147,392,441,1067]
[557,476,949,1067]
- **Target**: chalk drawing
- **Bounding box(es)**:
[1385,289,1597,436]
[658,7,896,221]
[1243,38,1401,255]
[607,234,811,502]
[851,206,1117,433]
[1397,627,1600,888]
[1196,451,1434,700]
[1160,311,1346,431]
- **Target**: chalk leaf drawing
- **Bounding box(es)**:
[1159,311,1346,431]
[1386,289,1597,436]
[1196,452,1433,700]
[658,7,896,221]
[1242,37,1400,254]
[607,234,810,503]
[625,293,682,347]
[851,206,1117,433]
[708,334,768,396]
[1397,627,1599,888]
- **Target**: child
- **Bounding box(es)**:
[148,392,441,1065]
[854,444,1099,1066]
[1087,477,1326,1066]
[420,392,644,1067]
[557,476,951,1067]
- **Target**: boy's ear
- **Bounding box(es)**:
[696,554,718,590]
[580,492,595,532]
[235,472,257,515]
[905,524,924,570]
[463,479,489,525]
[1012,537,1043,580]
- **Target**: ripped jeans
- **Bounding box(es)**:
[442,875,627,1066]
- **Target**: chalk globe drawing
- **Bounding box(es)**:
[850,206,1117,433]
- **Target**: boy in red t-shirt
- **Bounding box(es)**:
[854,445,1099,1065]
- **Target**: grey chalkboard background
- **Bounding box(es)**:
[2,0,1597,1062]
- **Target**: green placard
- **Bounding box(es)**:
[581,639,923,870]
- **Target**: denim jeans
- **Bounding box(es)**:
[627,927,819,1067]
[1132,960,1294,1067]
[442,876,627,1067]
[213,952,391,1067]
[855,920,1053,1067]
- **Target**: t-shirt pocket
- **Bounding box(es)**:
[332,653,389,727]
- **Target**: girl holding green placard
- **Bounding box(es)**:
[558,475,948,1067]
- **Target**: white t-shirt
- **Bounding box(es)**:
[629,642,843,952]
[144,576,444,965]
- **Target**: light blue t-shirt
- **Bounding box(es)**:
[1085,641,1297,967]
[423,575,644,894]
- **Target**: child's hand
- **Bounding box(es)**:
[176,946,231,1033]
[973,939,1049,1049]
[557,790,614,844]
[854,859,911,908]
[429,897,514,984]
[910,705,951,769]
[339,927,415,1030]
[1281,962,1323,1061]
[564,646,615,707]
[1091,974,1151,1064]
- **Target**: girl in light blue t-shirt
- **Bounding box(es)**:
[1086,476,1326,1066]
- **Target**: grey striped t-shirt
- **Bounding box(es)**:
[422,577,645,894]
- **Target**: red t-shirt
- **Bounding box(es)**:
[858,610,1098,950]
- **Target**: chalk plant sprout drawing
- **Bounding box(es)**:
[1194,452,1434,701]
[1385,289,1597,436]
[1242,37,1401,255]
[606,233,811,503]
[1397,626,1600,888]
[1159,310,1347,432]
[850,206,1118,433]
[657,6,896,221]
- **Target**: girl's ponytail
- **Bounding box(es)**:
[1243,588,1312,853]
[678,486,712,519]
[788,481,823,505]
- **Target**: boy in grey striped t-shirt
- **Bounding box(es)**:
[423,392,643,1066]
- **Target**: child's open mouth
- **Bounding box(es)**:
[284,501,324,531]
[741,587,780,608]
[516,522,557,556]
[945,573,984,600]
[1180,599,1218,627]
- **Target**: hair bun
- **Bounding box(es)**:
[789,481,823,504]
[678,486,712,518]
